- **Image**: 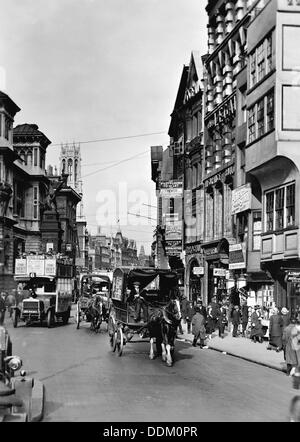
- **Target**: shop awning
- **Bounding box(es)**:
[246,272,273,283]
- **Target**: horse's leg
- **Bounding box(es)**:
[149,337,155,360]
[161,342,167,362]
[165,344,173,367]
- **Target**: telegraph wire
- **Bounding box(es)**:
[81,149,150,178]
[50,131,166,147]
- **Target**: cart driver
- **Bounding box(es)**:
[132,281,148,323]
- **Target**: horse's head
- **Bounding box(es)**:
[164,299,181,325]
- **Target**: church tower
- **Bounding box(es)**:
[59,143,84,219]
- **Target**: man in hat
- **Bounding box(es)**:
[132,281,148,323]
[281,307,290,329]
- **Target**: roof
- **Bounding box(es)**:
[0,91,21,116]
[13,124,51,148]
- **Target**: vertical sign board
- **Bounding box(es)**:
[160,181,183,198]
[229,244,246,270]
[15,259,27,275]
[232,184,252,215]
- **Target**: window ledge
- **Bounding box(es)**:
[246,128,275,149]
[262,226,298,236]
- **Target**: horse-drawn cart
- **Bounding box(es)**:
[108,267,180,365]
[76,273,111,332]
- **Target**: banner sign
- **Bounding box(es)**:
[286,271,300,283]
[232,184,252,215]
[26,257,45,276]
[213,268,227,277]
[229,244,246,270]
[44,259,57,276]
[193,267,204,275]
[160,181,183,198]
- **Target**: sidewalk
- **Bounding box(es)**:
[178,326,287,373]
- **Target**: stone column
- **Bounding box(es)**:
[223,124,232,164]
[214,132,222,170]
[207,25,216,55]
[235,0,247,22]
[216,11,225,45]
[225,1,235,35]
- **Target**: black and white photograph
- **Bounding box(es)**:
[1,0,300,428]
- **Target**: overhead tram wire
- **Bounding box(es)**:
[81,150,150,179]
[50,131,166,147]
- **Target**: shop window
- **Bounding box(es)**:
[253,211,262,251]
[250,52,256,87]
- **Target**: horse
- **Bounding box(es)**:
[148,298,182,367]
[86,294,105,332]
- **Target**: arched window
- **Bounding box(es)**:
[62,159,66,174]
[68,159,73,181]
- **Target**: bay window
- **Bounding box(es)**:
[265,183,296,232]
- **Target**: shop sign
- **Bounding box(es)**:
[15,259,27,275]
[229,244,246,270]
[185,243,202,255]
[286,271,300,283]
[205,247,218,257]
[163,213,179,223]
[44,259,57,276]
[232,184,252,215]
[27,257,45,276]
[165,221,182,240]
[193,267,204,275]
[160,181,183,198]
[213,268,227,277]
[165,240,182,257]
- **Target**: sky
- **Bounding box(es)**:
[0,0,207,254]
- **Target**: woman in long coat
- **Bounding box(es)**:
[192,307,206,348]
[282,317,300,375]
[250,306,264,343]
[267,308,283,351]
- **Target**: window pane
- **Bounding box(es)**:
[286,184,295,227]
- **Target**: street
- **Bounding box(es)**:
[4,307,295,423]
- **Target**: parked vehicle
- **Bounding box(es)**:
[0,325,44,421]
[13,254,73,328]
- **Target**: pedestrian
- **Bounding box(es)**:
[5,291,15,318]
[232,305,241,337]
[180,296,189,333]
[281,307,290,329]
[289,396,300,422]
[206,296,220,340]
[241,301,249,337]
[267,307,283,352]
[185,301,195,334]
[250,305,264,343]
[0,292,6,326]
[217,301,228,338]
[197,300,207,320]
[191,306,206,348]
[282,315,300,376]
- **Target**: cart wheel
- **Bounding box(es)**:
[76,303,80,329]
[108,315,115,337]
[116,327,123,357]
[47,309,53,328]
[13,310,18,328]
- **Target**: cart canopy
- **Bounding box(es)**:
[111,267,178,303]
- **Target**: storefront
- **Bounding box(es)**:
[202,238,229,304]
[184,242,204,302]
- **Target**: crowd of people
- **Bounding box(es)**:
[179,292,300,377]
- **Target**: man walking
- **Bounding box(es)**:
[241,301,249,337]
[232,305,241,337]
[0,292,6,326]
[267,307,283,352]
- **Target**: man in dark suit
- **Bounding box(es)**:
[232,305,241,337]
